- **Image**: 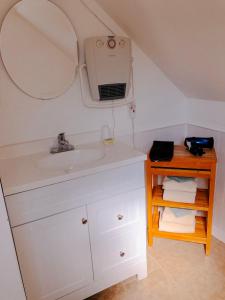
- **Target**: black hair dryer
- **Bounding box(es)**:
[184,137,214,156]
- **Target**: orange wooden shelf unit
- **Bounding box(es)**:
[145,145,217,255]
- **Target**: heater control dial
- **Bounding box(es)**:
[107,38,116,49]
[119,39,126,48]
[96,40,104,48]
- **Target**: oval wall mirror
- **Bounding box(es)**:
[0,0,78,99]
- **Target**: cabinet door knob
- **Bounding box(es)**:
[82,218,88,225]
[117,214,124,221]
[120,251,125,257]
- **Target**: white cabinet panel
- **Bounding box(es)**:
[13,207,93,300]
[0,183,25,300]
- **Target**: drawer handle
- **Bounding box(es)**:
[117,214,124,221]
[82,218,88,225]
[120,251,125,257]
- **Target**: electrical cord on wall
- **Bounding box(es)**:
[78,63,90,108]
[131,115,135,148]
[111,104,116,139]
[129,66,136,149]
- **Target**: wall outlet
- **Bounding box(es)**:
[128,102,136,118]
[129,102,136,114]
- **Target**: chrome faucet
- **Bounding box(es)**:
[50,133,75,154]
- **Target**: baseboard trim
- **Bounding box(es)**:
[188,122,225,134]
[212,225,225,244]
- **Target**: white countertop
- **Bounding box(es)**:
[0,141,146,196]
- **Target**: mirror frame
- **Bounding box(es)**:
[0,0,79,100]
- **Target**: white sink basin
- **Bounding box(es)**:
[38,147,105,171]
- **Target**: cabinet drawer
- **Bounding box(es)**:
[87,189,144,237]
[91,229,141,279]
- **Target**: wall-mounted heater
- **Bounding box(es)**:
[84,36,133,106]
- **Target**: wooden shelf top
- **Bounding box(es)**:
[152,185,209,211]
[152,213,207,244]
[147,145,217,170]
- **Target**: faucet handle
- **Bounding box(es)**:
[58,132,65,139]
[58,133,66,144]
[50,133,74,154]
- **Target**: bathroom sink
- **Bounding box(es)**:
[38,147,105,171]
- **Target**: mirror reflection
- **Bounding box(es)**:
[0,0,78,99]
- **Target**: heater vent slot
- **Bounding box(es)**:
[98,83,126,101]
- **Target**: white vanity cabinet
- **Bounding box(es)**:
[13,207,93,300]
[5,162,147,300]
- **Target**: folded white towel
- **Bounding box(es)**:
[163,176,197,192]
[159,219,196,233]
[163,189,196,203]
[161,207,196,225]
[159,210,196,233]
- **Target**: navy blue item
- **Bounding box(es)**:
[184,137,214,156]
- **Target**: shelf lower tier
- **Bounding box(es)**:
[152,185,209,211]
[152,213,207,244]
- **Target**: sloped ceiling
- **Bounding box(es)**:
[96,0,225,101]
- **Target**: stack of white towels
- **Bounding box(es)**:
[162,176,197,203]
[159,176,197,233]
[159,207,196,233]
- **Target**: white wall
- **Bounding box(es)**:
[187,98,225,243]
[187,124,225,243]
[0,0,186,147]
[187,97,225,132]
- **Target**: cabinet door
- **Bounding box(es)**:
[13,207,93,300]
[0,182,26,300]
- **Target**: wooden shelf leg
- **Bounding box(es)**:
[205,243,210,256]
[145,161,153,247]
[206,164,216,256]
[148,228,153,247]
